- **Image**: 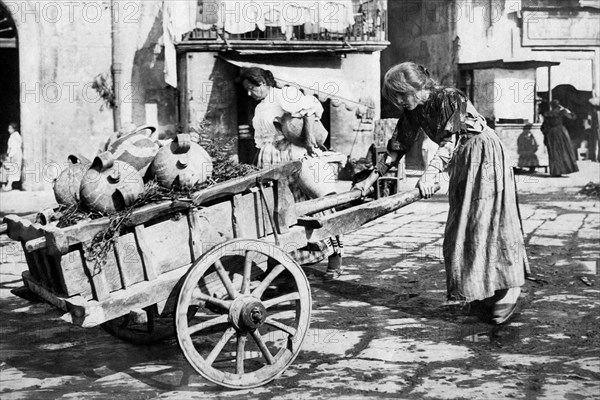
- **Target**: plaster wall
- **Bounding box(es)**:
[7,0,178,190]
[381,0,458,118]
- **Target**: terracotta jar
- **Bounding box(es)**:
[80,152,145,214]
[273,113,328,148]
[151,134,213,189]
[53,154,92,206]
[103,125,159,176]
[295,156,338,199]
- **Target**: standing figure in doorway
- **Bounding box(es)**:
[0,122,22,191]
[354,62,529,324]
[239,67,343,280]
[541,100,579,177]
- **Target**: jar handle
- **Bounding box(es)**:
[67,154,91,165]
[92,151,115,171]
[116,124,158,141]
[175,133,192,153]
[36,208,55,225]
[132,124,157,139]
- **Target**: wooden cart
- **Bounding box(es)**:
[3,160,434,389]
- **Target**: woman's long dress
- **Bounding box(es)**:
[387,88,528,301]
[542,110,579,176]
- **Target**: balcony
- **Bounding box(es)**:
[178,0,389,53]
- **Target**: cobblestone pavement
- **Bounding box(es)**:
[1,161,599,399]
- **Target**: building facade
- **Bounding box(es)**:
[382,0,600,164]
[1,0,389,191]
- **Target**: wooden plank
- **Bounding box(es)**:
[188,209,203,260]
[134,225,159,281]
[196,200,235,252]
[143,216,193,274]
[36,252,58,292]
[22,271,69,313]
[44,253,69,296]
[81,242,112,301]
[275,180,296,233]
[256,185,276,238]
[232,194,250,239]
[17,163,300,255]
[28,248,271,328]
[114,232,146,288]
[102,249,123,293]
[42,201,194,255]
[298,186,437,241]
[3,215,44,242]
[191,160,302,205]
[293,189,364,217]
[22,248,43,283]
[62,265,191,327]
[60,249,94,299]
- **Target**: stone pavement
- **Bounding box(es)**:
[0,161,599,399]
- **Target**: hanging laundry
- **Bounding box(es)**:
[162,0,197,87]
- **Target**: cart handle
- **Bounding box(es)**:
[25,237,47,253]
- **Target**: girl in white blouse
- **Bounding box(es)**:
[0,122,22,191]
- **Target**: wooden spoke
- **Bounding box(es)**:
[262,292,300,309]
[241,251,257,295]
[252,263,285,299]
[236,333,247,374]
[188,314,228,336]
[264,318,297,337]
[194,291,231,311]
[267,310,297,320]
[250,329,275,365]
[205,327,236,366]
[175,239,312,389]
[213,259,238,299]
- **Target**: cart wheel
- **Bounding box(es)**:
[101,305,176,345]
[175,239,311,389]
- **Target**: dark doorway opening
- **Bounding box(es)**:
[538,84,594,152]
[0,3,19,156]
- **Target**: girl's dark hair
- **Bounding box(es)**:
[238,67,277,88]
[382,62,437,103]
[8,122,19,131]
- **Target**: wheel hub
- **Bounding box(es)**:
[229,296,267,331]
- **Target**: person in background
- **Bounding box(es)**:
[354,62,528,324]
[0,122,22,191]
[238,67,343,280]
[541,100,579,177]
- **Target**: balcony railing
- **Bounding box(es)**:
[180,0,388,52]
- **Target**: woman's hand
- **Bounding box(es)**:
[416,172,439,199]
[352,169,379,197]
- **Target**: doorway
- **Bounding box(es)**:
[0,2,19,156]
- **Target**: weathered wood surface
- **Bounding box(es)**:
[191,160,301,205]
[22,250,268,328]
[293,189,364,217]
[298,185,440,241]
[13,163,299,256]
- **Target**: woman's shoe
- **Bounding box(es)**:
[323,254,343,281]
[492,287,521,325]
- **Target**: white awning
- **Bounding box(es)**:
[221,56,374,112]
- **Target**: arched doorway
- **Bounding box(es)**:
[0,2,18,158]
